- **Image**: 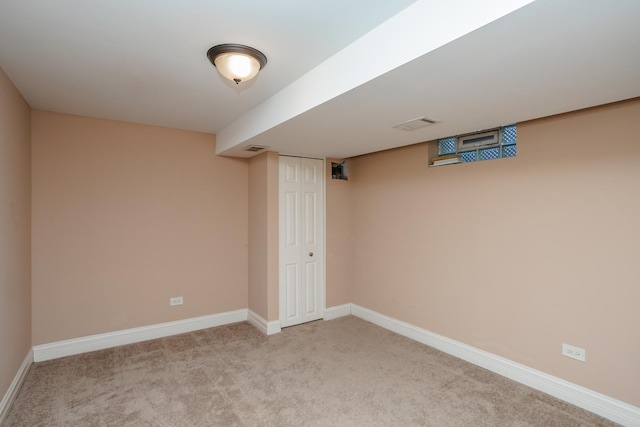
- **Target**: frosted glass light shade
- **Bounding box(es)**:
[207,44,267,84]
[214,53,261,83]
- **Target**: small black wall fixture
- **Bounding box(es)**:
[331,161,349,180]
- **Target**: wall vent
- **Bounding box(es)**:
[244,145,269,152]
[457,130,499,150]
[393,116,440,131]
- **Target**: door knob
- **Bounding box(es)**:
[308,252,314,257]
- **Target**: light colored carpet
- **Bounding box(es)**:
[5,316,616,426]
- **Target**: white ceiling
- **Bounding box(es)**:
[1,0,639,159]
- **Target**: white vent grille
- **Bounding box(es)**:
[244,145,268,152]
[393,116,439,131]
[457,130,499,150]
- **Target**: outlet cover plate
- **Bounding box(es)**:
[170,296,183,306]
[562,343,586,361]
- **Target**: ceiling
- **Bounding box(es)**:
[1,0,639,159]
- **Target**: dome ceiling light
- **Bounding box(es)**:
[207,44,267,84]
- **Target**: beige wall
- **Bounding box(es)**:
[0,68,31,403]
[5,68,637,409]
[31,111,248,344]
[248,151,279,321]
[249,154,353,320]
[325,159,354,307]
[349,98,640,406]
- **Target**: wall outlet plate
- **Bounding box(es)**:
[170,296,183,306]
[562,343,586,361]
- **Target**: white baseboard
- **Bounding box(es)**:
[323,303,352,320]
[0,348,33,425]
[351,304,640,427]
[33,309,249,362]
[247,310,281,335]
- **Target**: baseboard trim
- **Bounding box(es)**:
[323,303,352,320]
[350,304,640,427]
[33,309,249,362]
[247,310,281,335]
[0,348,33,425]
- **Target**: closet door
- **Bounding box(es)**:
[279,156,325,328]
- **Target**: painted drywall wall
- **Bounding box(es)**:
[265,153,280,321]
[349,99,640,407]
[31,111,248,345]
[248,151,279,321]
[325,159,354,307]
[0,68,31,403]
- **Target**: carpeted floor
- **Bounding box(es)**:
[5,316,617,426]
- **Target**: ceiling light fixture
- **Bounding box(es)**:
[207,44,267,84]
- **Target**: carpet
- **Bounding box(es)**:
[4,316,617,426]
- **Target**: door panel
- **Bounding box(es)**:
[304,261,317,316]
[304,192,317,245]
[284,263,299,321]
[285,191,298,247]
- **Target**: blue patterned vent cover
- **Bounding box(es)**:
[479,147,500,161]
[502,125,517,145]
[460,151,477,162]
[503,145,517,157]
[438,137,457,155]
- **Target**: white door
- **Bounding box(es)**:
[279,156,325,328]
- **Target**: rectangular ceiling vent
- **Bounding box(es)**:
[244,145,269,152]
[393,116,440,131]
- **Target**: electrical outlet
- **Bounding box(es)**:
[170,296,183,306]
[562,343,586,362]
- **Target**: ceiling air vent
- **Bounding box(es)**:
[393,116,440,131]
[244,145,269,152]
